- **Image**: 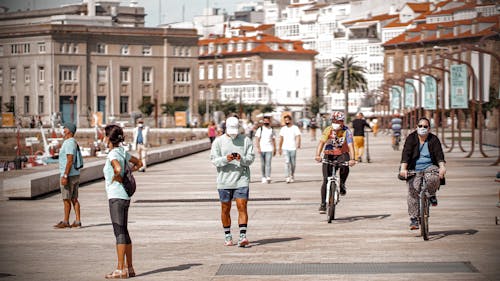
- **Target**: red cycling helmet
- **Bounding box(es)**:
[331,111,345,121]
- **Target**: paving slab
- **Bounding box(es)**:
[0,131,498,281]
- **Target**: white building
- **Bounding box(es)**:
[198,28,317,118]
[273,0,424,114]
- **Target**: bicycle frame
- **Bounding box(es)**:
[323,159,348,223]
[408,170,437,241]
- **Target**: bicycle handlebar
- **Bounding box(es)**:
[321,160,350,166]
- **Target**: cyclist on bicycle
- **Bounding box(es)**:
[390,113,402,149]
[315,111,356,213]
[399,117,446,230]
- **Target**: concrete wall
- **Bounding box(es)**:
[2,139,211,199]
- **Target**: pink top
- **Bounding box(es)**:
[208,126,217,137]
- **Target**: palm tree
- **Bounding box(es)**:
[326,56,367,120]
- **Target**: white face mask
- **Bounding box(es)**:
[332,123,341,130]
[417,127,429,136]
[138,124,144,128]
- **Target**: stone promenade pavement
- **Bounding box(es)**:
[0,130,498,281]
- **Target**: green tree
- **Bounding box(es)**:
[326,56,367,121]
[161,100,188,116]
[307,96,326,117]
[260,103,275,114]
[138,98,155,117]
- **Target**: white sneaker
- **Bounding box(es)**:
[285,177,290,183]
[261,177,267,184]
[289,176,294,183]
[266,177,271,184]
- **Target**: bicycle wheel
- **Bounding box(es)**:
[419,192,429,240]
[327,183,336,223]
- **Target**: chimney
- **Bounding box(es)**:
[87,0,95,17]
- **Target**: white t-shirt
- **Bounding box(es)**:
[256,126,275,152]
[279,125,301,150]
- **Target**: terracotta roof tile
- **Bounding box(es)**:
[343,13,398,25]
[407,3,431,13]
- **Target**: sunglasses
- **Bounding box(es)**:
[417,125,429,128]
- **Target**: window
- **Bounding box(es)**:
[217,64,223,79]
[173,68,190,83]
[120,67,130,83]
[235,63,241,78]
[60,43,66,53]
[267,64,273,76]
[208,65,214,80]
[24,67,30,83]
[59,66,77,82]
[427,54,433,65]
[0,68,3,84]
[24,96,30,114]
[38,42,46,53]
[142,45,152,55]
[0,45,3,56]
[11,44,20,54]
[121,45,129,55]
[23,43,30,53]
[245,63,252,78]
[97,43,106,54]
[10,96,15,111]
[142,67,152,83]
[71,43,78,53]
[120,96,128,114]
[10,67,16,84]
[387,56,394,73]
[38,96,44,114]
[96,43,107,54]
[296,91,299,98]
[97,66,107,83]
[404,55,409,72]
[411,54,417,70]
[38,66,45,82]
[419,54,425,68]
[287,91,291,98]
[226,64,233,79]
[199,65,205,80]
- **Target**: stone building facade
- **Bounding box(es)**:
[0,1,199,127]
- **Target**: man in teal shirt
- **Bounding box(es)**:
[54,122,82,228]
[211,116,255,247]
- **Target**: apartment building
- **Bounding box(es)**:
[198,28,317,118]
[0,1,199,127]
[383,0,500,111]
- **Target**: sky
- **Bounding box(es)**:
[0,0,238,27]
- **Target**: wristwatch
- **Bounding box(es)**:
[63,174,68,178]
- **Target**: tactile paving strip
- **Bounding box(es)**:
[216,262,478,275]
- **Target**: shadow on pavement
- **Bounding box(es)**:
[333,214,391,223]
[79,222,113,229]
[251,236,302,247]
[428,229,478,240]
[136,263,203,277]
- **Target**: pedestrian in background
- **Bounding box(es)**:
[255,116,276,183]
[103,124,142,279]
[54,122,82,229]
[309,117,318,141]
[132,118,149,172]
[208,121,217,143]
[278,115,301,183]
[352,112,371,162]
[210,116,255,247]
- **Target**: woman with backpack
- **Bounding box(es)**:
[103,124,142,279]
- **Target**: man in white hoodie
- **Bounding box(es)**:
[132,119,149,172]
[210,116,255,247]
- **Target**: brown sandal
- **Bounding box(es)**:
[105,269,127,279]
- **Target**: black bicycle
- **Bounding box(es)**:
[407,170,439,241]
[322,159,349,223]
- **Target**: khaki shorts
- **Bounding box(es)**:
[60,175,80,200]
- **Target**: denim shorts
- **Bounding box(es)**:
[218,186,249,202]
